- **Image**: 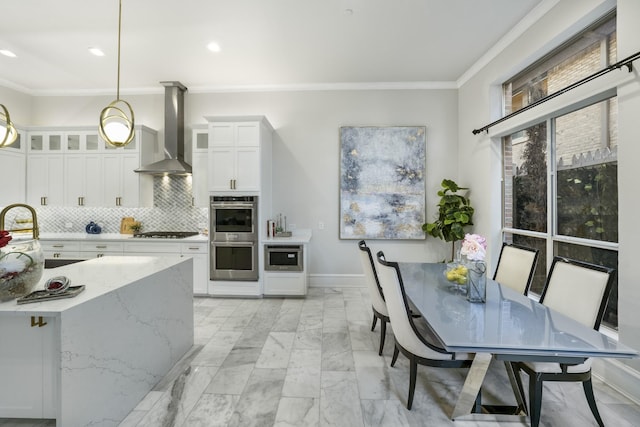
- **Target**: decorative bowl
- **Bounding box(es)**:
[0,238,45,301]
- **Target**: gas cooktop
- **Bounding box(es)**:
[132,231,199,239]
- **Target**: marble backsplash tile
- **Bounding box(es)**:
[7,176,208,234]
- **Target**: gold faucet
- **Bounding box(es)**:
[0,203,39,239]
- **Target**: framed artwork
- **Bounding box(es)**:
[339,126,426,240]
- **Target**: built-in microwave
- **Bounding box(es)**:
[265,245,303,272]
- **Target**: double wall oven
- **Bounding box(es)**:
[210,195,259,281]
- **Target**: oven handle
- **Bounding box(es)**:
[211,202,256,208]
[211,241,256,247]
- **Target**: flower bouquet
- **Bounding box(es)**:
[460,233,487,303]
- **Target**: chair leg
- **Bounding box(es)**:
[391,344,399,367]
[528,374,544,427]
[371,313,378,331]
[407,357,417,410]
[378,319,387,356]
[582,378,605,427]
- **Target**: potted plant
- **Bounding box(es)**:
[422,179,475,261]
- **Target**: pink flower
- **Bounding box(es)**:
[0,230,12,249]
[460,233,487,261]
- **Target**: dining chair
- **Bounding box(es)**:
[358,240,391,355]
[492,242,539,295]
[375,250,474,409]
[512,256,616,427]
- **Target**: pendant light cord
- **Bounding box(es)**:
[116,0,122,101]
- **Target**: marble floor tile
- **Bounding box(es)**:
[282,349,322,398]
[361,399,410,427]
[274,397,320,427]
[319,371,365,427]
[6,293,640,427]
[293,327,323,350]
[184,394,239,427]
[205,363,254,395]
[255,332,296,369]
[322,331,355,371]
[191,331,241,367]
[227,368,287,427]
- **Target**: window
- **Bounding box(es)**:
[502,15,618,330]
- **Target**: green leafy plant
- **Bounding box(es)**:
[422,179,475,261]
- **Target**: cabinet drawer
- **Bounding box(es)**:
[41,241,81,252]
[79,242,124,253]
[180,243,207,254]
[123,242,179,254]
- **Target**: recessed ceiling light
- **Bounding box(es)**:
[0,49,17,58]
[207,42,221,53]
[89,47,105,57]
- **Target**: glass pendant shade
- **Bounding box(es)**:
[99,0,135,148]
[99,99,135,147]
[0,104,18,148]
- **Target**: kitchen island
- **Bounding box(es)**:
[0,256,194,426]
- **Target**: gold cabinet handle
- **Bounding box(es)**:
[41,196,47,206]
[31,316,47,327]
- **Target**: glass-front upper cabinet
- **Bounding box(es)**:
[28,132,63,152]
[66,132,102,151]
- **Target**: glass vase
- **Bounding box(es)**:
[465,259,487,303]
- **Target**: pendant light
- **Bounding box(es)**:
[99,0,135,147]
[0,104,18,148]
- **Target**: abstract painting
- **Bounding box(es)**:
[339,126,426,240]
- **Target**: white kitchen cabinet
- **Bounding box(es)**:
[25,126,159,208]
[0,132,26,206]
[190,126,209,207]
[205,117,272,193]
[123,240,209,295]
[27,131,64,153]
[65,132,101,152]
[263,273,307,296]
[41,240,81,259]
[181,242,208,294]
[26,154,64,206]
[79,241,124,258]
[64,153,103,207]
[103,153,145,207]
[0,315,56,418]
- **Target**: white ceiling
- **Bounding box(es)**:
[0,0,543,95]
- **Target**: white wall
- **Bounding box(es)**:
[458,0,640,400]
[8,88,459,276]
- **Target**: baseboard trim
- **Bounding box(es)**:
[309,274,365,288]
[593,356,640,405]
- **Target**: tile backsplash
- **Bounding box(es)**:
[4,176,208,234]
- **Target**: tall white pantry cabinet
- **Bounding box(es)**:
[204,116,274,296]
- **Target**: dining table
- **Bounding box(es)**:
[398,262,638,422]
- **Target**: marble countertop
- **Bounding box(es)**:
[263,229,312,244]
[37,229,311,244]
[38,232,208,243]
[0,256,191,315]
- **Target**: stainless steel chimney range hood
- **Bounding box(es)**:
[135,81,192,175]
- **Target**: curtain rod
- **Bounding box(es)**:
[472,50,640,135]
